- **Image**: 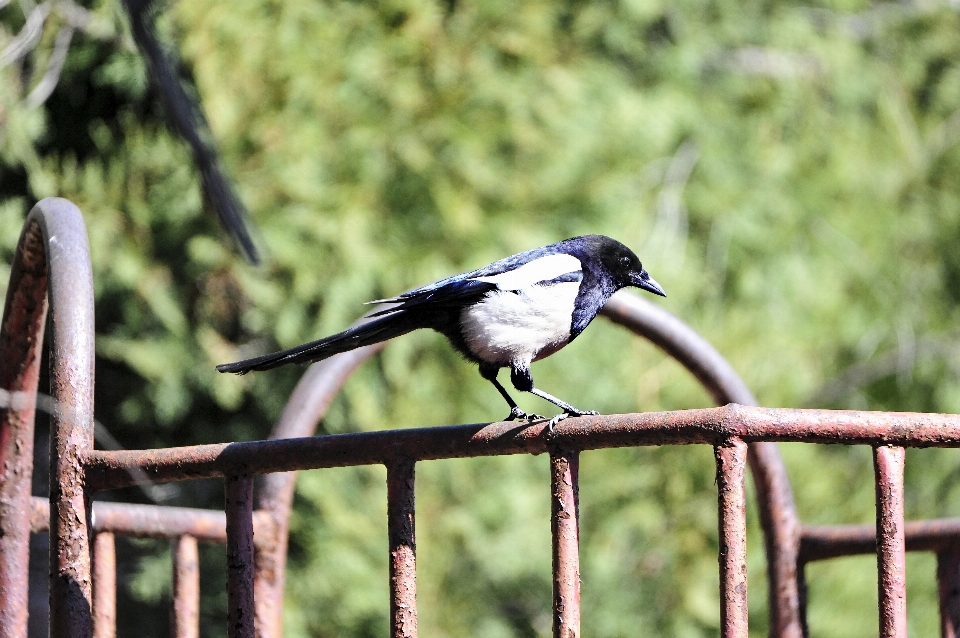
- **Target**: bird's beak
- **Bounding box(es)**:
[634,270,666,297]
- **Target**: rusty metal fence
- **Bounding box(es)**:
[4,198,960,637]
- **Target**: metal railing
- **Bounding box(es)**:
[3,198,960,637]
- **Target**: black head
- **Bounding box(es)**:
[579,235,666,297]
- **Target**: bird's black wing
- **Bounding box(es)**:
[365,277,499,317]
[365,244,569,317]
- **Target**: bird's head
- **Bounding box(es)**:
[592,236,666,297]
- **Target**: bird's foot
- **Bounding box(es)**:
[505,406,545,422]
[546,408,599,432]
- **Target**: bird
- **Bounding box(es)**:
[217,235,666,426]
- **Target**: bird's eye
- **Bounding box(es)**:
[619,256,631,268]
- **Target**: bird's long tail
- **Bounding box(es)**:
[216,312,416,374]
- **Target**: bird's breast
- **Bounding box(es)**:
[458,281,580,367]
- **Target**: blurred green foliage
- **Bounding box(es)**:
[3,0,960,635]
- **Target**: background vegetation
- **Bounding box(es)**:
[3,0,960,634]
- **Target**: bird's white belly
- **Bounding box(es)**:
[460,282,580,367]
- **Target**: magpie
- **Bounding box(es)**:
[217,235,666,426]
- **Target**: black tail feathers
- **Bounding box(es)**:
[216,312,417,374]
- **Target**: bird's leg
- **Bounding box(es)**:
[489,378,544,422]
[480,363,543,421]
[508,365,591,429]
[527,387,599,430]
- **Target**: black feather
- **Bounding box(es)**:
[216,313,422,374]
[366,278,497,317]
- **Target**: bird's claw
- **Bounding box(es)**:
[546,409,599,432]
[505,406,545,422]
[546,413,567,430]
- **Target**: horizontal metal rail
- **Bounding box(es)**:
[85,405,960,491]
[29,497,276,545]
[802,519,960,561]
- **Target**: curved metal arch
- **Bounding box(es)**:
[0,198,96,637]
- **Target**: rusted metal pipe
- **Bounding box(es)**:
[251,511,281,638]
[92,533,116,638]
[84,500,230,540]
[225,474,255,638]
[801,518,960,561]
[86,405,960,491]
[172,535,200,638]
[937,549,960,638]
[796,562,810,637]
[716,438,749,637]
[252,513,283,638]
[746,441,802,638]
[21,198,98,638]
[550,447,581,638]
[33,497,275,546]
[387,458,418,638]
[875,445,907,638]
[0,201,50,638]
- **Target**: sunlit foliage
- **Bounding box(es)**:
[2,0,960,634]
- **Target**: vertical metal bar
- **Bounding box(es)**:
[253,517,281,638]
[225,474,255,638]
[937,549,960,638]
[50,408,95,638]
[797,559,810,638]
[716,437,748,638]
[875,445,907,638]
[0,216,47,638]
[387,458,418,638]
[92,532,116,638]
[551,447,580,638]
[172,535,200,638]
[747,443,804,638]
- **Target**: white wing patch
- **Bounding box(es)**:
[472,253,581,290]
